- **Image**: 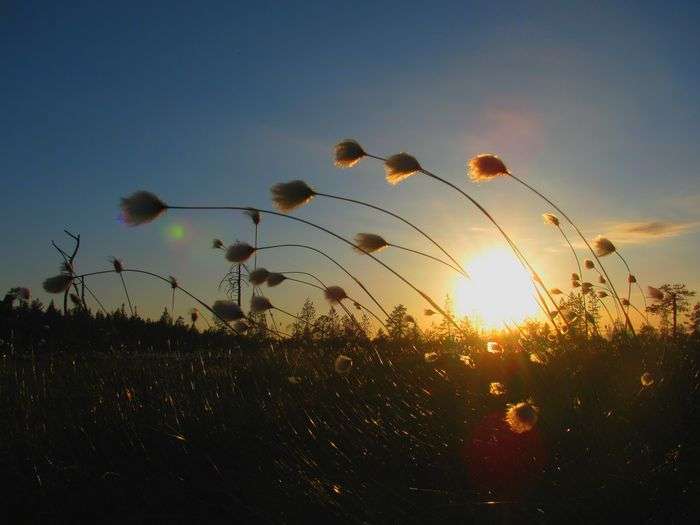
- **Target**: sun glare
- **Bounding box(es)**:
[455,247,540,329]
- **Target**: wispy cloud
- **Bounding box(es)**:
[598,220,699,244]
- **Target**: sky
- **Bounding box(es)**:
[2,1,699,329]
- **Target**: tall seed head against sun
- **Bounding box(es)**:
[225,242,255,263]
[334,139,366,168]
[353,233,389,253]
[584,259,595,270]
[250,295,273,313]
[266,272,286,287]
[505,400,540,434]
[120,191,167,226]
[593,235,616,257]
[384,153,422,185]
[270,180,315,212]
[43,274,73,294]
[542,213,560,227]
[248,268,270,286]
[468,154,510,182]
[647,286,664,301]
[212,300,244,321]
[324,285,348,303]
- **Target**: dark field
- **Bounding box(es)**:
[2,340,698,524]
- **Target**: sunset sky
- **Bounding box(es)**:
[3,1,699,329]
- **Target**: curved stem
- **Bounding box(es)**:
[315,192,469,277]
[166,205,462,333]
[387,243,465,276]
[557,225,587,336]
[508,172,634,334]
[255,243,389,318]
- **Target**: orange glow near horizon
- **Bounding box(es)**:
[455,247,540,329]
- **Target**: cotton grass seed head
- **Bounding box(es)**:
[250,295,273,313]
[542,213,560,227]
[468,154,510,181]
[627,274,637,283]
[110,257,124,273]
[43,274,73,294]
[324,285,348,303]
[212,300,244,321]
[266,272,286,287]
[593,235,616,257]
[225,242,256,263]
[334,355,353,374]
[598,275,607,284]
[505,400,540,434]
[168,276,178,289]
[584,259,595,270]
[120,191,167,226]
[571,273,580,281]
[334,139,366,168]
[353,233,389,253]
[248,268,270,286]
[384,153,422,185]
[271,180,316,212]
[212,238,224,250]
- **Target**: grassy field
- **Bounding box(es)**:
[2,339,698,523]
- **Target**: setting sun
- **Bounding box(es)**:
[455,247,541,329]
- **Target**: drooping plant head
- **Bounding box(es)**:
[244,208,261,225]
[467,154,510,182]
[250,295,273,313]
[43,274,73,294]
[212,300,244,321]
[324,285,348,303]
[384,153,422,185]
[270,180,316,212]
[334,139,367,168]
[647,286,664,301]
[266,272,286,287]
[249,268,270,286]
[542,212,560,227]
[584,259,595,270]
[593,235,616,257]
[353,233,389,253]
[120,191,168,226]
[225,242,256,263]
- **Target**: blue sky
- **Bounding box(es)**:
[2,1,699,328]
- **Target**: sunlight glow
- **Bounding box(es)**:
[455,247,540,329]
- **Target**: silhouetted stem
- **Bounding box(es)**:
[119,273,134,316]
[387,243,465,276]
[556,224,587,336]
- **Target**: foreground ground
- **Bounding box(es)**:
[1,340,698,523]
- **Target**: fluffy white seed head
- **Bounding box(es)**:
[43,274,73,294]
[270,180,315,212]
[468,154,510,181]
[353,232,389,253]
[593,235,616,257]
[250,295,273,313]
[120,191,167,226]
[225,242,256,263]
[266,273,286,287]
[248,268,270,286]
[324,285,348,303]
[334,139,366,168]
[212,300,244,321]
[384,153,422,185]
[505,400,539,434]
